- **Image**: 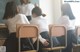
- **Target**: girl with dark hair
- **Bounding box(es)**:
[18,0,35,21]
[58,3,77,52]
[30,7,60,52]
[61,3,75,20]
[3,1,30,52]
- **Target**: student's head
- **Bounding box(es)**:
[32,7,46,18]
[61,3,75,20]
[20,0,30,4]
[3,1,19,19]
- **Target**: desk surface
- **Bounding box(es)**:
[0,24,8,38]
[0,24,7,28]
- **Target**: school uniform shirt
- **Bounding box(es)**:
[58,15,75,30]
[6,14,46,44]
[30,16,49,44]
[6,14,30,33]
[18,3,35,16]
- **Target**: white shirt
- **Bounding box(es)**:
[30,16,49,43]
[18,3,35,16]
[30,16,49,33]
[58,15,75,30]
[6,14,46,44]
[6,14,30,33]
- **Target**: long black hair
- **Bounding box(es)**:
[3,1,17,19]
[61,3,75,20]
[32,6,46,17]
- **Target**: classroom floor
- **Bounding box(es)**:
[0,39,80,52]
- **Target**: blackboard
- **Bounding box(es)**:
[0,0,39,23]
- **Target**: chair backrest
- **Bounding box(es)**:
[0,24,9,38]
[49,25,67,47]
[50,25,66,37]
[16,24,39,38]
[16,24,39,52]
[76,26,80,36]
[76,26,80,44]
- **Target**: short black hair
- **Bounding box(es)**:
[61,3,75,20]
[32,7,42,16]
[3,1,17,19]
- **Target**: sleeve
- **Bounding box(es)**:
[39,35,46,44]
[17,14,30,24]
[28,4,35,10]
[23,15,30,24]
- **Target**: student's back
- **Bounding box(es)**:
[3,1,30,52]
[6,14,29,33]
[58,3,77,52]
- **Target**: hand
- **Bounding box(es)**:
[43,40,49,46]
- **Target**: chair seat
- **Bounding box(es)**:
[22,50,37,52]
[43,46,65,51]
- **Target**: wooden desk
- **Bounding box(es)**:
[0,24,8,45]
[0,24,9,38]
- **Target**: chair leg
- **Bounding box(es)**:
[60,49,62,52]
[19,38,20,52]
[72,48,73,52]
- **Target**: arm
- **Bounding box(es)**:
[18,14,30,24]
[39,35,49,46]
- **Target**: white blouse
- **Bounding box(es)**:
[30,16,49,33]
[30,16,49,43]
[58,15,75,30]
[6,14,30,33]
[18,3,35,16]
[6,14,46,44]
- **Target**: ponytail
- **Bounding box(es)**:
[42,14,46,17]
[32,7,47,17]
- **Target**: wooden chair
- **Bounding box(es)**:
[72,26,80,52]
[73,26,80,47]
[16,24,39,52]
[0,24,9,46]
[43,25,67,52]
[76,26,80,46]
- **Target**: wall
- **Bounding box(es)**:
[39,0,62,24]
[52,0,62,24]
[39,0,53,24]
[0,0,13,23]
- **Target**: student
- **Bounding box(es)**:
[18,0,35,21]
[30,7,60,52]
[3,1,30,52]
[58,3,77,52]
[3,1,51,52]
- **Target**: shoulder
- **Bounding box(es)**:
[40,16,47,21]
[60,15,69,20]
[17,14,26,17]
[16,14,26,19]
[63,15,69,19]
[27,3,35,7]
[28,3,34,6]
